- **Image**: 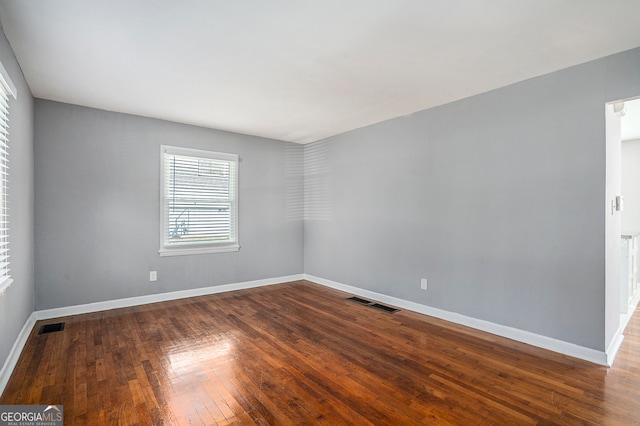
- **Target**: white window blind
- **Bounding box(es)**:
[0,62,16,293]
[160,145,239,256]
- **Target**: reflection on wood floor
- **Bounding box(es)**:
[2,280,640,424]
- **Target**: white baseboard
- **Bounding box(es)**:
[606,331,625,366]
[0,274,304,394]
[0,312,37,396]
[36,274,305,320]
[1,271,614,398]
[608,294,640,366]
[304,274,610,366]
[1,274,304,396]
[632,288,640,308]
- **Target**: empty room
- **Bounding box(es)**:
[1,1,640,424]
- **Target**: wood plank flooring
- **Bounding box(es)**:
[2,280,640,424]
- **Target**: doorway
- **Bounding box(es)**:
[620,99,640,321]
[605,97,640,364]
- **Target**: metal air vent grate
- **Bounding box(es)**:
[39,322,65,335]
[346,296,399,313]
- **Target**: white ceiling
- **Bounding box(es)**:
[1,1,640,144]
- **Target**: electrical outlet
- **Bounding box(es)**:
[149,271,157,282]
[421,278,427,291]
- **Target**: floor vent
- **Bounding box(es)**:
[369,303,400,313]
[347,297,399,313]
[347,296,372,305]
[39,322,65,335]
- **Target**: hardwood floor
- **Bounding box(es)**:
[2,280,640,425]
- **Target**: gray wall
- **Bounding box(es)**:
[0,29,34,370]
[35,101,303,310]
[622,139,640,235]
[18,42,640,359]
[305,48,640,351]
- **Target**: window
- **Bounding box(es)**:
[160,145,239,256]
[0,62,16,294]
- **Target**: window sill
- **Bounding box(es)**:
[159,244,240,257]
[0,277,13,296]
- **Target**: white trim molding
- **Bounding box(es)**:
[1,274,304,396]
[0,312,36,395]
[1,271,618,398]
[36,274,304,320]
[606,293,640,366]
[304,274,610,366]
[0,60,17,99]
[0,278,13,296]
[606,331,625,366]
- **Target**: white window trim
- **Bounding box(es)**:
[159,145,239,257]
[0,61,17,99]
[0,60,16,296]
